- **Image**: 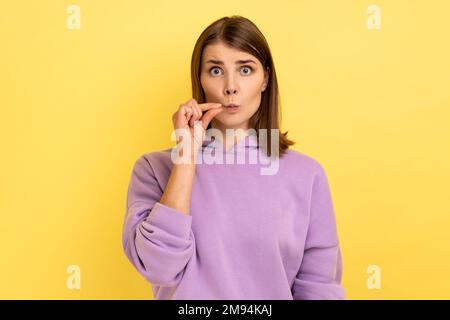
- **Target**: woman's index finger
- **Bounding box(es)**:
[198,102,223,111]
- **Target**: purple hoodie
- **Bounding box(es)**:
[122,134,345,299]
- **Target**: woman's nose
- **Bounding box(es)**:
[225,88,237,94]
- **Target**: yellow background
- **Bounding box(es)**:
[1,0,449,299]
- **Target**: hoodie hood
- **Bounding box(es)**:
[201,131,259,153]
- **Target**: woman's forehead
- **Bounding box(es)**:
[202,43,255,62]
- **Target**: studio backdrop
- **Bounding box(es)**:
[1,0,449,299]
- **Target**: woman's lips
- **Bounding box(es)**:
[224,104,240,112]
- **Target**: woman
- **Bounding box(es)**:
[122,15,345,300]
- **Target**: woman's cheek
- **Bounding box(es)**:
[202,82,219,100]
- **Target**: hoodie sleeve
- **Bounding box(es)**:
[122,154,195,287]
[291,163,346,300]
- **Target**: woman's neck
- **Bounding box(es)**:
[210,120,249,151]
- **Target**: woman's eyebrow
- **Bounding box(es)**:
[205,59,256,65]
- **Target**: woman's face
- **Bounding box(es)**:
[200,41,269,131]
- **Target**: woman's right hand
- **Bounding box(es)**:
[172,98,224,163]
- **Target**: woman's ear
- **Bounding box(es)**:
[262,67,269,92]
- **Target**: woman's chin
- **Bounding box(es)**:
[214,116,232,124]
[213,117,248,130]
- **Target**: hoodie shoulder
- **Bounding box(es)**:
[281,149,329,177]
[134,148,175,184]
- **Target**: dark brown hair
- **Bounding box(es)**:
[190,15,295,158]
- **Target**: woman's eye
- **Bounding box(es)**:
[210,67,222,76]
[241,66,253,75]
